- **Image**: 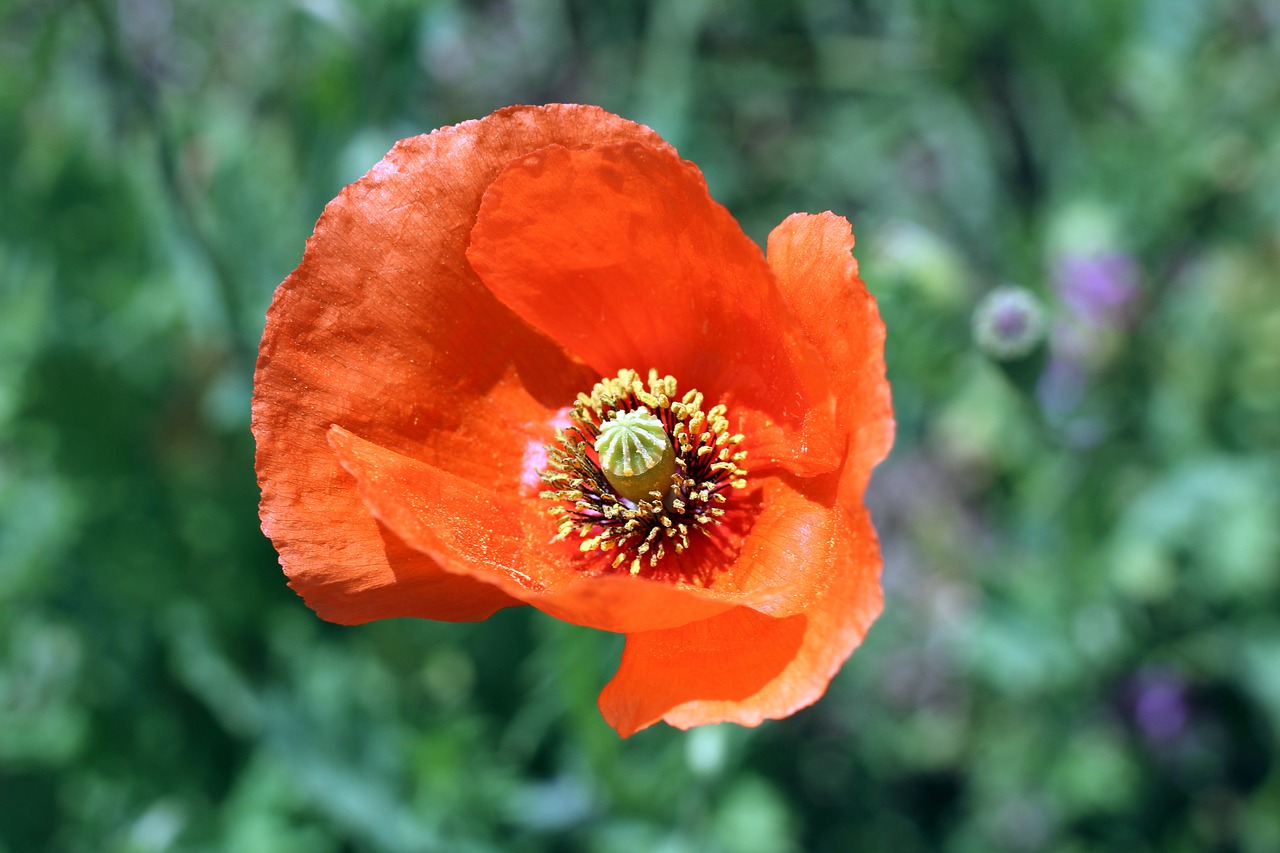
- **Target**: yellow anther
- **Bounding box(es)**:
[539,368,749,578]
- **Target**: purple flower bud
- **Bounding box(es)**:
[972,286,1047,360]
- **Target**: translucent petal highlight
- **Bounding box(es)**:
[466,143,841,478]
[766,212,894,497]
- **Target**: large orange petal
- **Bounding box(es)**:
[766,213,894,497]
[595,606,807,737]
[327,426,800,634]
[465,143,841,478]
[596,215,892,735]
[253,105,679,624]
[597,500,884,736]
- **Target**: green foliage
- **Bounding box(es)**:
[2,0,1278,850]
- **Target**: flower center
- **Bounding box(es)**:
[594,407,677,503]
[539,369,748,576]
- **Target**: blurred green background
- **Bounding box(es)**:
[3,0,1279,850]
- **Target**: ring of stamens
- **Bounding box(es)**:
[539,369,748,576]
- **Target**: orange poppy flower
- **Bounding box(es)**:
[252,104,893,736]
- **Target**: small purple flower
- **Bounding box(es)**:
[1053,252,1140,328]
[1036,250,1140,421]
[1036,353,1088,416]
[1129,669,1190,745]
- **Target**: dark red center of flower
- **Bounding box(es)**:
[539,369,748,576]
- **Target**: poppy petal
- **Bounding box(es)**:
[598,501,883,735]
[465,142,841,478]
[253,105,677,624]
[595,606,807,737]
[327,426,798,634]
[766,212,894,496]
